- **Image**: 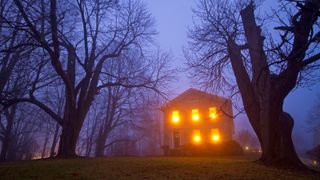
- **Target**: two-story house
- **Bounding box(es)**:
[161,88,234,153]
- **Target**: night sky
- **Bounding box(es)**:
[143,0,320,150]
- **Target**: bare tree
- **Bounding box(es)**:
[77,95,103,157]
[94,51,170,157]
[186,0,320,167]
[1,0,171,158]
[0,0,32,97]
[0,103,44,161]
[0,49,36,161]
[131,93,162,156]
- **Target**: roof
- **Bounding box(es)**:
[161,88,230,110]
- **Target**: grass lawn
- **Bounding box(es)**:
[0,156,319,179]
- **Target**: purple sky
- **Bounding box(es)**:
[143,0,320,150]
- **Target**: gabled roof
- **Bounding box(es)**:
[161,88,229,110]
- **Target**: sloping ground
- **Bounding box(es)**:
[0,157,318,179]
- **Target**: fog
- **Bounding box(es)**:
[0,0,319,162]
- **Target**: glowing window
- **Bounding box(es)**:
[172,111,179,124]
[209,107,218,120]
[192,130,201,144]
[211,129,220,143]
[192,109,199,122]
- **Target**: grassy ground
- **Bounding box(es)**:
[0,156,319,179]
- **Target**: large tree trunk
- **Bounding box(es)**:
[258,104,303,167]
[57,120,80,158]
[56,102,82,158]
[241,82,304,167]
[56,94,91,158]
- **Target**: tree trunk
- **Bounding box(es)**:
[0,106,16,161]
[251,93,304,168]
[95,128,108,157]
[57,121,80,158]
[0,128,11,161]
[50,123,60,157]
[56,105,82,158]
[258,111,303,167]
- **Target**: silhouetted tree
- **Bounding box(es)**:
[94,52,170,157]
[2,0,170,158]
[187,0,320,167]
[1,104,44,161]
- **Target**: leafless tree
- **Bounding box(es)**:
[186,0,320,167]
[0,51,37,161]
[131,93,162,156]
[1,0,171,158]
[77,96,104,157]
[0,103,44,161]
[94,51,170,157]
[0,0,33,98]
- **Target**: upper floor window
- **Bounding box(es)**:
[209,107,218,120]
[192,109,199,122]
[172,111,179,124]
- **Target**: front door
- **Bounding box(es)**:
[173,131,180,148]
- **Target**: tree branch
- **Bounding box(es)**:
[1,98,63,126]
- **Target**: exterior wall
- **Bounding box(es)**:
[162,89,234,149]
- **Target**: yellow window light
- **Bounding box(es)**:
[192,130,201,144]
[192,109,199,122]
[211,129,220,143]
[172,111,179,124]
[209,107,218,120]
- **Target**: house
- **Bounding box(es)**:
[161,88,234,154]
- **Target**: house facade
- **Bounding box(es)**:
[161,88,234,150]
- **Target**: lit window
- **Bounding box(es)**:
[192,109,199,122]
[172,111,179,124]
[211,129,220,143]
[192,130,201,144]
[209,107,218,120]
